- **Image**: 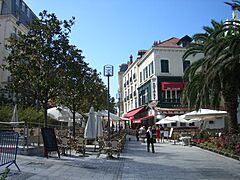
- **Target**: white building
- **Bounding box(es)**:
[120,36,203,128]
[0,0,37,89]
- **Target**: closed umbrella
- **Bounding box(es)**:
[11,104,19,123]
[84,107,97,139]
[11,104,19,127]
[96,112,103,137]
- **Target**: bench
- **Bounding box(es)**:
[0,132,20,172]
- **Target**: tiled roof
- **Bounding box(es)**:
[155,37,181,48]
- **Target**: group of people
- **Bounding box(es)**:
[136,125,164,153]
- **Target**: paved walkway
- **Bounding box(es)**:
[1,136,240,180]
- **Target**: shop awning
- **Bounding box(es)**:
[123,106,145,118]
[161,82,185,90]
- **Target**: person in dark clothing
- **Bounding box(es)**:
[146,126,155,153]
[160,125,164,143]
[136,128,139,141]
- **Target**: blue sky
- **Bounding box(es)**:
[24,0,232,98]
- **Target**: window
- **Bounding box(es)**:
[148,64,151,76]
[146,66,148,78]
[209,121,214,124]
[189,122,195,126]
[180,122,186,126]
[183,60,190,72]
[144,89,148,103]
[143,69,145,81]
[167,90,171,102]
[171,122,177,126]
[27,8,30,17]
[16,0,20,6]
[140,72,142,83]
[161,60,169,73]
[13,27,17,34]
[22,2,26,12]
[151,61,154,74]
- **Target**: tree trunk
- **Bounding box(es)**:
[223,86,239,134]
[43,100,48,127]
[72,104,76,138]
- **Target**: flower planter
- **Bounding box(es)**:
[196,144,240,161]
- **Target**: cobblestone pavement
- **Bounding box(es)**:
[1,136,240,180]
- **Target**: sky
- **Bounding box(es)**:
[24,0,232,99]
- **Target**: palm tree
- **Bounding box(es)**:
[183,19,239,134]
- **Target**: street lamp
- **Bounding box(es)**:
[103,65,113,158]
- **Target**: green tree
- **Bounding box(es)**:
[3,11,75,127]
[183,19,240,134]
[58,45,89,137]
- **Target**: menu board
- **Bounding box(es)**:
[41,128,60,158]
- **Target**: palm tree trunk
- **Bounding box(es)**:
[222,86,239,134]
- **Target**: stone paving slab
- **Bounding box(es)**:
[1,136,240,180]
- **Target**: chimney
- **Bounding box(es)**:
[129,55,133,64]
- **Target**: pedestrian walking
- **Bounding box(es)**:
[160,125,164,143]
[156,125,160,143]
[136,127,139,141]
[146,126,155,153]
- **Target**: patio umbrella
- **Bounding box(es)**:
[47,106,82,123]
[11,104,19,123]
[184,109,227,120]
[11,104,19,127]
[156,118,175,124]
[155,115,188,124]
[84,107,97,139]
[98,110,121,121]
[96,112,103,137]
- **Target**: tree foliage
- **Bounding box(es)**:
[183,18,240,134]
[3,10,113,127]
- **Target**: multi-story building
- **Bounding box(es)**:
[118,63,128,116]
[0,0,37,90]
[122,51,147,114]
[120,35,203,127]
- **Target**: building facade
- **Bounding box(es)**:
[0,0,37,89]
[120,36,203,127]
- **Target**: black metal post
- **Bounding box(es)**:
[118,95,121,133]
[103,65,113,159]
[107,75,110,142]
[107,75,112,158]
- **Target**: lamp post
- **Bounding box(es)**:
[104,65,113,158]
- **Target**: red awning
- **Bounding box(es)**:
[123,106,145,118]
[161,82,185,90]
